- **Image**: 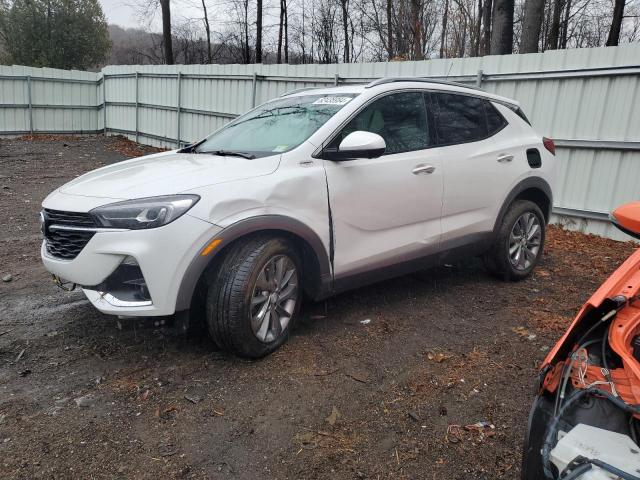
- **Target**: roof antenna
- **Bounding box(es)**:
[444,62,454,81]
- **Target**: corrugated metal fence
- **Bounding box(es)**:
[1,44,639,239]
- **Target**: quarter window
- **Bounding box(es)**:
[485,101,507,135]
[331,92,430,155]
[433,93,487,145]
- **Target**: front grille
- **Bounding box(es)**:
[45,209,96,228]
[43,209,97,260]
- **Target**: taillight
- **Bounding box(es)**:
[543,137,556,156]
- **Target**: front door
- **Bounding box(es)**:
[322,91,443,280]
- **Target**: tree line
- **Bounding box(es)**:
[129,0,640,66]
[1,0,638,70]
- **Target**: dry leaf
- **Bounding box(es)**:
[325,406,340,426]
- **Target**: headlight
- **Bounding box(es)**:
[90,195,200,230]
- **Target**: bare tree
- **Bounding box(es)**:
[490,0,514,53]
[386,0,393,58]
[410,0,423,58]
[276,0,289,62]
[339,0,350,62]
[547,0,563,48]
[440,0,449,57]
[474,0,483,56]
[481,0,492,53]
[314,0,338,63]
[256,0,262,62]
[201,0,212,62]
[521,0,545,52]
[159,0,174,63]
[606,0,626,45]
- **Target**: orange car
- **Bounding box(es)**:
[522,202,640,480]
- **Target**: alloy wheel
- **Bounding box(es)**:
[508,212,542,271]
[250,254,298,343]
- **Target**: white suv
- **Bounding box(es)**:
[41,78,556,357]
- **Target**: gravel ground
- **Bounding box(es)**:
[0,135,636,479]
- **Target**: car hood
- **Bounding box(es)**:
[58,150,280,199]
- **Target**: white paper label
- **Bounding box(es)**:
[312,96,352,105]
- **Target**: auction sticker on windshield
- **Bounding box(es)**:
[312,96,353,105]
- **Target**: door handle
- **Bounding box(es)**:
[497,154,514,163]
[412,164,436,175]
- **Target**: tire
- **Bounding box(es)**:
[206,236,302,358]
[484,200,546,281]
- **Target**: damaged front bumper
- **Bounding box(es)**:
[41,213,221,316]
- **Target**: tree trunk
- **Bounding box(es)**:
[277,0,284,63]
[440,0,448,58]
[606,0,625,46]
[340,0,349,62]
[520,0,544,53]
[559,0,571,48]
[490,0,514,54]
[547,0,563,50]
[256,0,262,63]
[387,0,393,59]
[481,0,492,55]
[244,0,250,63]
[201,0,212,63]
[159,0,174,64]
[410,0,422,59]
[284,0,288,63]
[474,0,483,56]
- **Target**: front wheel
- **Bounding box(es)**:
[485,200,546,281]
[206,237,302,358]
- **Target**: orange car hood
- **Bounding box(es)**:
[542,246,640,370]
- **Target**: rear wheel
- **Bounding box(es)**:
[485,200,545,281]
[206,236,302,358]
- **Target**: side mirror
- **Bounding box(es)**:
[611,202,640,240]
[322,131,386,161]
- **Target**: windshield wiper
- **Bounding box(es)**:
[198,149,255,159]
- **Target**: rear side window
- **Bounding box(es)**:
[433,93,486,145]
[433,93,506,145]
[331,91,430,155]
[485,101,507,135]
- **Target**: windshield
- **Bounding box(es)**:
[195,93,357,158]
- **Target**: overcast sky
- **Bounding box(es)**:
[99,0,140,29]
[99,0,207,31]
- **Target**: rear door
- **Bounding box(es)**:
[323,91,443,279]
[431,92,526,244]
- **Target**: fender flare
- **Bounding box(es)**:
[175,215,332,311]
[493,177,553,235]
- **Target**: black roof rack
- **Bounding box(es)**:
[365,77,482,91]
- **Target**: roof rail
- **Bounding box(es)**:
[280,86,324,97]
[365,77,482,91]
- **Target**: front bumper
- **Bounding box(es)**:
[41,214,221,316]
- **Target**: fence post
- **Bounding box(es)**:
[251,72,258,108]
[27,76,33,134]
[476,70,483,88]
[103,75,107,135]
[135,72,139,144]
[334,73,339,86]
[176,72,182,148]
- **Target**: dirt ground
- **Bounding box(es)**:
[0,135,637,480]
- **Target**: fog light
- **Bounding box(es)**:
[87,261,151,303]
